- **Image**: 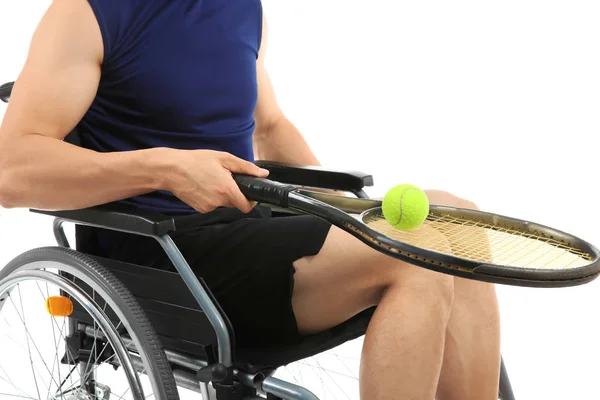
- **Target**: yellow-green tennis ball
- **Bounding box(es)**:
[382,184,429,230]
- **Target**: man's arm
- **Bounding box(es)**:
[252,17,321,166]
[0,0,177,211]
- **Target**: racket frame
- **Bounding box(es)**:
[234,175,600,288]
[287,191,600,288]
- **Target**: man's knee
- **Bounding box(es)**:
[424,189,480,211]
[382,266,455,317]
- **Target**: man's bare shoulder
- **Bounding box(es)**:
[0,0,103,142]
[43,0,104,65]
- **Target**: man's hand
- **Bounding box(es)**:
[166,150,269,214]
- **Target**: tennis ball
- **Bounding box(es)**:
[382,184,429,230]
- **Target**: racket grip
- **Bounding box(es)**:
[232,174,296,207]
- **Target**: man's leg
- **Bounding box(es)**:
[425,190,501,400]
[294,226,454,399]
[292,190,501,400]
[436,277,500,400]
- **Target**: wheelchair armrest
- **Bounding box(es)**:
[0,81,14,103]
[255,160,374,192]
[30,203,176,236]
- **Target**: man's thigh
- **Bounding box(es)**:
[291,189,475,335]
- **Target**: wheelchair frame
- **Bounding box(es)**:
[85,223,318,399]
[35,174,379,400]
[0,80,515,399]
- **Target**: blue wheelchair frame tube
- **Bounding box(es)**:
[53,219,234,368]
[154,234,233,366]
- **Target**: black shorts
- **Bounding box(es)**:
[75,206,332,348]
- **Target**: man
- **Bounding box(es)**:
[0,0,501,398]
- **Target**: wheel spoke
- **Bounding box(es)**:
[118,364,145,400]
[0,392,38,399]
[36,281,65,400]
[34,279,86,392]
[83,289,100,379]
[54,364,78,397]
[0,328,58,397]
[78,320,122,386]
[0,371,36,399]
[279,347,361,400]
[15,285,45,399]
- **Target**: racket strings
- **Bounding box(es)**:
[365,212,593,270]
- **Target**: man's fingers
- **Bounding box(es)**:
[222,154,269,177]
[227,182,257,213]
[230,196,257,214]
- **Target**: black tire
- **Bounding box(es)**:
[0,246,180,400]
[498,357,515,400]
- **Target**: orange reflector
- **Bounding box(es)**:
[45,296,73,317]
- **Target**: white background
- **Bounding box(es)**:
[1,0,599,399]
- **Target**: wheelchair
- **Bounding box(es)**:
[0,81,515,399]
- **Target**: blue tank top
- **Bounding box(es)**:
[79,0,263,215]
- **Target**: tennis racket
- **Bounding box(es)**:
[233,174,600,288]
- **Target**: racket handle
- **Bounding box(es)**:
[232,174,296,207]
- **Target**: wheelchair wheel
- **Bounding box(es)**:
[274,340,362,400]
[0,246,179,400]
